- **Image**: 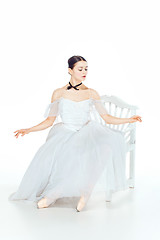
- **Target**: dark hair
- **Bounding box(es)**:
[68,55,87,69]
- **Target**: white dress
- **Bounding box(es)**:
[8,96,129,207]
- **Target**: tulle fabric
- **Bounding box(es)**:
[8,97,128,207]
[44,97,108,118]
[91,98,109,116]
[44,98,60,118]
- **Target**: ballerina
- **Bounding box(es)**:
[10,55,142,212]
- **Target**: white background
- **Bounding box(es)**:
[1,1,160,240]
[0,0,159,196]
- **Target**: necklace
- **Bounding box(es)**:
[67,81,82,90]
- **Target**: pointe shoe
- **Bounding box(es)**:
[37,197,51,209]
[37,197,57,209]
[76,196,86,212]
[76,207,80,212]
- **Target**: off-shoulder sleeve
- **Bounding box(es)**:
[43,98,60,118]
[91,98,108,116]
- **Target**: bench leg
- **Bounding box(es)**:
[129,149,135,188]
[105,190,112,202]
[128,178,135,188]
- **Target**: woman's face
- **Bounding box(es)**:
[69,61,88,82]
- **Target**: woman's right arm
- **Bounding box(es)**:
[28,116,56,132]
[14,116,56,138]
[14,88,61,138]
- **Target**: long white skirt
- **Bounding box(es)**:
[8,120,129,207]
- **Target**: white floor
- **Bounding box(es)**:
[1,175,160,240]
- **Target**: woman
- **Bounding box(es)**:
[8,55,142,212]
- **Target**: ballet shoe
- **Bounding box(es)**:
[37,197,52,209]
[76,207,80,212]
[37,197,57,209]
[76,196,86,212]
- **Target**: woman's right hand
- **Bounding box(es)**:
[13,128,31,138]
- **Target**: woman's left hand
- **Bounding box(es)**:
[129,115,142,123]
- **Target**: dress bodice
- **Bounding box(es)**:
[59,98,91,131]
[44,97,108,131]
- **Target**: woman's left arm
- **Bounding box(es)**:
[89,88,142,125]
[100,113,142,125]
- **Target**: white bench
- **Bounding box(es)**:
[91,95,139,201]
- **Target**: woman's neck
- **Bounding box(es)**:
[69,78,82,87]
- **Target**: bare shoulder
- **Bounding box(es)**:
[51,88,63,102]
[89,88,101,100]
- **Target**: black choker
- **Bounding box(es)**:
[67,81,82,90]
